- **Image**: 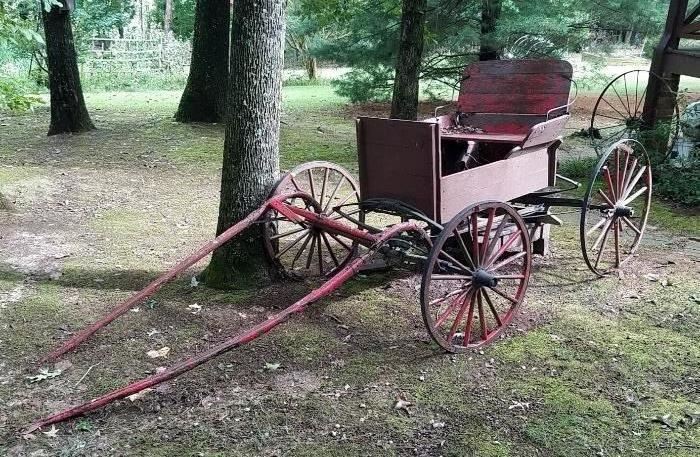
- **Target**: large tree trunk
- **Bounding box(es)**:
[41,5,94,136]
[390,0,427,120]
[164,0,173,35]
[479,0,502,61]
[175,0,230,123]
[203,0,286,288]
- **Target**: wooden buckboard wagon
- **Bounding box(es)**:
[25,59,653,432]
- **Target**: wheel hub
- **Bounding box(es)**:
[472,268,498,288]
[614,205,634,218]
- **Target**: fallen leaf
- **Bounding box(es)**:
[432,421,445,428]
[394,398,412,415]
[42,425,59,438]
[190,276,199,288]
[509,400,530,411]
[127,388,153,402]
[684,411,700,426]
[188,303,202,314]
[147,347,170,359]
[27,368,62,383]
[21,432,36,441]
[651,414,674,428]
[644,273,659,282]
[264,362,281,371]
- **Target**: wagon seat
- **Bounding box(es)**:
[426,59,575,174]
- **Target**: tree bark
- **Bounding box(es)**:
[306,56,318,80]
[479,0,502,61]
[41,4,95,136]
[203,0,286,288]
[164,0,173,35]
[175,0,230,123]
[390,0,427,120]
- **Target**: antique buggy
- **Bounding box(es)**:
[26,59,653,431]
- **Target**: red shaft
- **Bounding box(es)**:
[24,222,425,434]
[39,194,297,364]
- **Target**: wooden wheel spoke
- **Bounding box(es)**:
[436,290,469,328]
[429,288,466,307]
[587,216,609,236]
[602,166,617,201]
[592,218,613,250]
[614,148,621,197]
[307,169,316,202]
[484,229,522,268]
[601,96,630,121]
[333,189,359,211]
[480,208,495,260]
[611,82,632,118]
[276,230,310,259]
[290,176,303,192]
[622,165,646,200]
[484,215,508,262]
[492,274,525,280]
[462,293,477,345]
[622,186,648,206]
[489,251,527,273]
[319,167,330,210]
[438,249,472,274]
[619,149,630,197]
[470,210,480,265]
[328,232,352,252]
[447,290,473,343]
[320,232,340,267]
[290,232,313,267]
[621,216,642,235]
[323,174,345,213]
[305,234,317,269]
[453,229,475,269]
[477,291,488,341]
[594,219,614,269]
[614,221,621,267]
[488,286,518,304]
[270,226,307,240]
[597,189,615,207]
[482,289,502,327]
[621,157,638,196]
[431,274,471,281]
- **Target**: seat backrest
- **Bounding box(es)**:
[457,59,573,116]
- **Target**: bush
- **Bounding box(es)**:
[0,77,42,111]
[331,66,393,103]
[558,156,599,180]
[654,159,700,206]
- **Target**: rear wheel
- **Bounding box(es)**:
[263,162,362,279]
[421,202,532,353]
[580,139,652,276]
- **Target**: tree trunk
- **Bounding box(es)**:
[203,0,286,288]
[175,0,230,123]
[41,4,94,136]
[479,0,502,61]
[390,0,427,120]
[306,56,318,80]
[164,0,173,35]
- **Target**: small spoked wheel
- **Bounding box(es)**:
[590,70,680,160]
[580,139,652,276]
[263,161,362,279]
[421,202,532,353]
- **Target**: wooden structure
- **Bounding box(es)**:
[357,60,573,223]
[643,0,700,125]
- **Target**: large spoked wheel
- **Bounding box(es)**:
[421,202,532,353]
[263,161,362,279]
[580,139,652,276]
[590,70,680,160]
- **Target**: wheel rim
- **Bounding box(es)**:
[263,162,362,278]
[590,70,680,160]
[421,202,532,353]
[580,139,652,276]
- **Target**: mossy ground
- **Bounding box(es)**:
[0,87,698,456]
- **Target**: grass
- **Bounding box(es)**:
[0,86,698,456]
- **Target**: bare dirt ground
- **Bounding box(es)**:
[0,87,698,456]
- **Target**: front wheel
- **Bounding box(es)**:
[421,201,532,353]
[580,139,652,276]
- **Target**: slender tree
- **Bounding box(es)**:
[203,0,286,288]
[41,1,95,136]
[390,0,427,120]
[164,0,173,34]
[175,0,230,123]
[479,0,502,61]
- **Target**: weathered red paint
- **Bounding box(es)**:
[24,222,428,434]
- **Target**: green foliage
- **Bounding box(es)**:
[151,0,196,40]
[0,76,42,111]
[73,0,135,38]
[331,66,394,102]
[558,156,599,180]
[654,159,700,206]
